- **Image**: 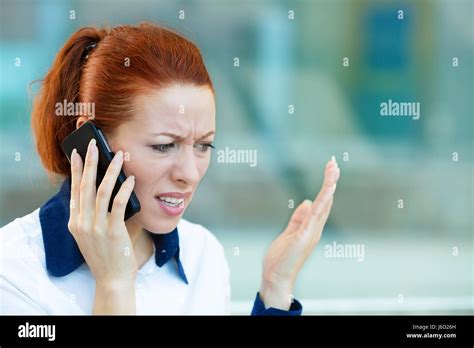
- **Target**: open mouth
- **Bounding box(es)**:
[156,195,185,208]
[154,191,191,216]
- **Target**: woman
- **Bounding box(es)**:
[0,23,340,315]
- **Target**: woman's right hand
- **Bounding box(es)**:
[68,138,137,314]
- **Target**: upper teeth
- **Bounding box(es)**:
[159,196,184,204]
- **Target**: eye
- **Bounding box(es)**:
[194,143,215,153]
[151,143,175,153]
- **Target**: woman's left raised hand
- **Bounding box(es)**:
[259,156,340,310]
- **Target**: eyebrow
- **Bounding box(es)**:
[151,131,215,141]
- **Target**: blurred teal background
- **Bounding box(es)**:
[0,0,472,314]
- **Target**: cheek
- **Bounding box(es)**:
[122,154,210,193]
[121,158,152,196]
[197,156,211,179]
[122,157,172,196]
[121,158,144,179]
[122,149,165,180]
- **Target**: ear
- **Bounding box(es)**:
[76,116,90,130]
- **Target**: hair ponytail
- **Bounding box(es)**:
[31,27,107,179]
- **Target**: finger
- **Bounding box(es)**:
[68,148,83,233]
[304,183,335,232]
[324,156,339,188]
[95,151,124,228]
[312,156,338,215]
[285,199,312,234]
[318,160,340,224]
[79,139,98,229]
[109,175,135,232]
[301,157,339,236]
[320,192,335,224]
[309,196,334,246]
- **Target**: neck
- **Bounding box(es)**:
[125,218,154,268]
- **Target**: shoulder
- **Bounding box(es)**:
[1,208,44,258]
[0,209,51,313]
[0,208,47,278]
[177,218,226,261]
[177,218,224,252]
[176,219,230,302]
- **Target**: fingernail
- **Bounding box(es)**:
[331,155,335,162]
[114,151,123,163]
[88,138,97,154]
[129,175,135,183]
[71,148,77,163]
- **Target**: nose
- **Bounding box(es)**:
[170,145,201,187]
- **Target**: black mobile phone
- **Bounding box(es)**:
[61,121,141,221]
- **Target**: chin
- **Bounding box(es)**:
[146,221,179,234]
[135,211,181,234]
[127,194,190,233]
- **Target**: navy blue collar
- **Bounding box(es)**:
[39,177,188,284]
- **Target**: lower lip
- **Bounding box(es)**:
[155,197,185,216]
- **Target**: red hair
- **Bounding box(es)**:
[31,22,214,179]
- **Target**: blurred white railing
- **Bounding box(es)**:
[230,296,474,315]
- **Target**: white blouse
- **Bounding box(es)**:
[0,208,231,315]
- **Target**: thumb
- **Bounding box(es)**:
[285,199,312,233]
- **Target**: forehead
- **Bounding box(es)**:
[126,84,216,135]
